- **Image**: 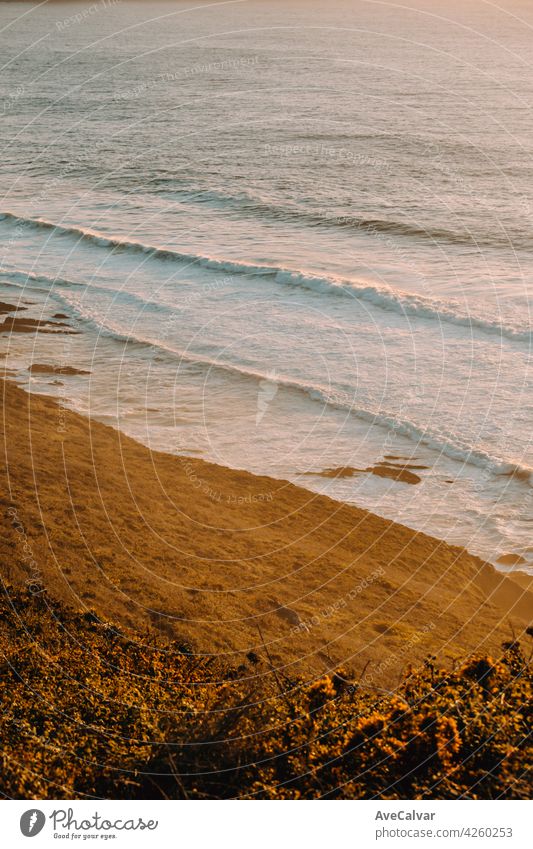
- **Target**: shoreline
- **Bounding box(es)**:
[2,294,531,577]
[1,375,532,685]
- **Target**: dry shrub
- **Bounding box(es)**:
[0,586,530,799]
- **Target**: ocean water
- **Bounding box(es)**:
[1,0,532,572]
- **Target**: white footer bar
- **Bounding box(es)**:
[3,799,531,849]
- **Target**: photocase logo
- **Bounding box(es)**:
[20,809,46,837]
[256,370,279,425]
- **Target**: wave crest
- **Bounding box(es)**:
[0,211,530,344]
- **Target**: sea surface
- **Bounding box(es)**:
[1,0,533,572]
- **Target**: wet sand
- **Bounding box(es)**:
[315,463,423,484]
[28,364,91,376]
[0,300,75,335]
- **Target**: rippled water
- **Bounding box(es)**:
[1,0,532,571]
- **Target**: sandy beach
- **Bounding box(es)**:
[2,370,531,687]
[2,0,533,809]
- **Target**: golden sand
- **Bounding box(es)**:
[1,378,531,685]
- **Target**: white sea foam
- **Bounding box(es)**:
[1,211,531,344]
[6,268,529,491]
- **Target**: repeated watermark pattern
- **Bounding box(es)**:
[291,566,386,636]
[56,0,122,32]
[6,507,44,595]
[0,0,530,809]
[115,56,260,101]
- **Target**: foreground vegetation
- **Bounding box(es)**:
[0,585,530,799]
